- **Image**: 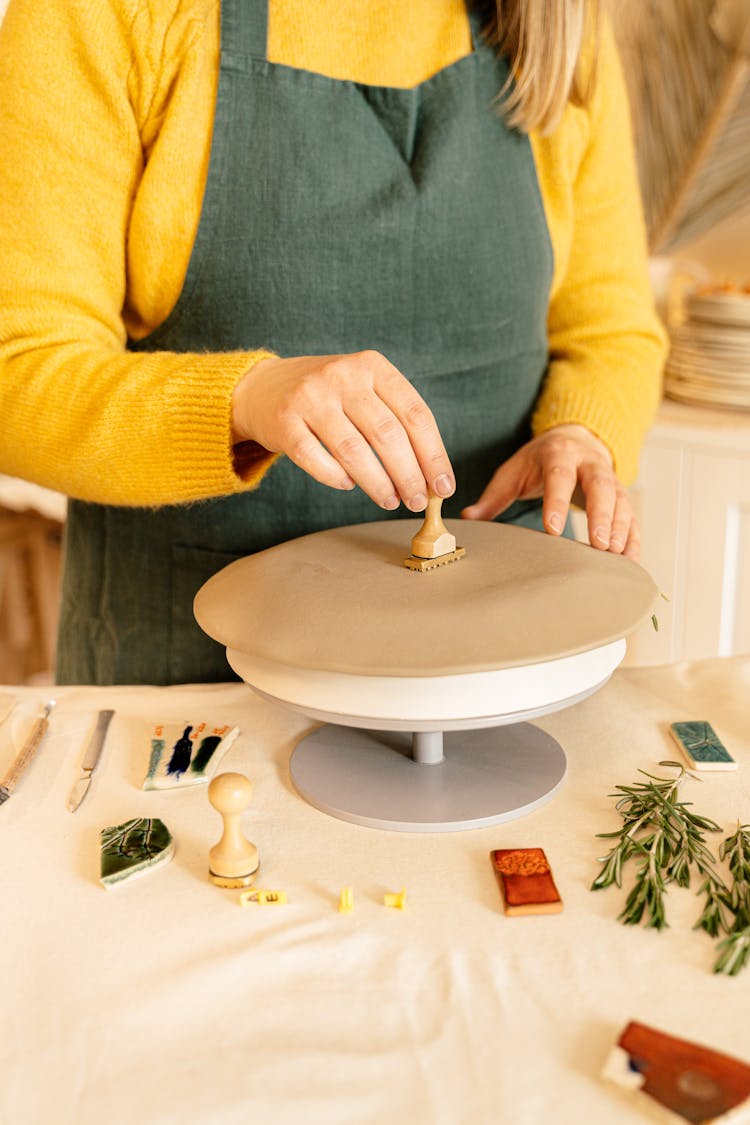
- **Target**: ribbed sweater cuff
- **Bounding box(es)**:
[163,350,278,501]
[532,392,637,486]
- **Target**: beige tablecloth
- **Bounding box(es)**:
[2,658,749,1125]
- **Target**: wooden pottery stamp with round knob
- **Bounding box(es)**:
[207,771,259,888]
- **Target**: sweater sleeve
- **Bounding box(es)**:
[530,19,667,486]
[0,0,276,506]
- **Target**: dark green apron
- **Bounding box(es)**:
[57,0,553,685]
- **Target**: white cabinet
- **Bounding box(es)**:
[626,398,750,666]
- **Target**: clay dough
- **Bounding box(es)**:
[194,520,658,678]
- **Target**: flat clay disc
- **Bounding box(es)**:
[193,520,658,678]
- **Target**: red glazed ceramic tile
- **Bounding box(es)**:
[603,1020,750,1123]
[490,847,563,916]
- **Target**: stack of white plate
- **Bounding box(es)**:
[664,286,750,410]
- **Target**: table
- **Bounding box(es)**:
[2,657,749,1125]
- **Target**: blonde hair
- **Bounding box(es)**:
[477,0,601,134]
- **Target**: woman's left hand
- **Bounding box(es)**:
[461,424,640,560]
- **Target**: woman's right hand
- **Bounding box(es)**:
[231,351,455,511]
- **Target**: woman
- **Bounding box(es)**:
[0,0,666,684]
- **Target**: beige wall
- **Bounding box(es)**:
[677,205,750,284]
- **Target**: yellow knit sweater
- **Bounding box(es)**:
[0,0,665,504]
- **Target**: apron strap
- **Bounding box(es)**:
[221,0,269,62]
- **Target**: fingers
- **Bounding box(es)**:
[371,356,454,503]
[298,352,454,511]
[577,460,640,558]
[576,459,618,549]
[623,519,640,561]
[238,355,643,554]
[461,449,531,521]
[611,489,640,560]
[540,456,579,537]
[305,358,448,510]
[607,488,634,555]
[310,406,404,510]
[461,427,640,559]
[234,351,454,511]
[341,384,431,512]
[281,417,357,492]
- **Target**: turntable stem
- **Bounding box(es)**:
[411,731,444,765]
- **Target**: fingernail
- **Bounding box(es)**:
[409,492,428,512]
[594,526,609,546]
[462,505,479,519]
[340,475,355,490]
[434,474,455,497]
[383,495,400,510]
[610,535,623,552]
[548,513,562,533]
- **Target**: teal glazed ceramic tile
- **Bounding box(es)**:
[99,818,174,888]
[143,721,240,790]
[669,721,737,771]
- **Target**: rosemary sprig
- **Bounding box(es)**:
[714,824,750,976]
[591,761,728,933]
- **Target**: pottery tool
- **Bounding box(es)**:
[490,847,563,916]
[0,700,55,806]
[68,708,115,812]
[403,491,465,571]
[208,772,260,888]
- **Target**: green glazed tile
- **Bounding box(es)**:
[100,818,174,888]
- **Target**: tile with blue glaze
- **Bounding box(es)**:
[143,721,239,790]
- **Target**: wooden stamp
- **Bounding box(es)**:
[403,492,465,571]
[490,847,563,915]
[207,772,260,888]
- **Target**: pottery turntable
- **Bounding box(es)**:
[194,518,658,832]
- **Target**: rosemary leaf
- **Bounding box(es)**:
[714,925,750,976]
[713,825,750,976]
[693,878,730,939]
[592,760,724,939]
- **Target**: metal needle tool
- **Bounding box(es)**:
[0,700,56,806]
[68,709,115,812]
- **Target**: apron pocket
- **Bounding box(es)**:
[169,544,245,684]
